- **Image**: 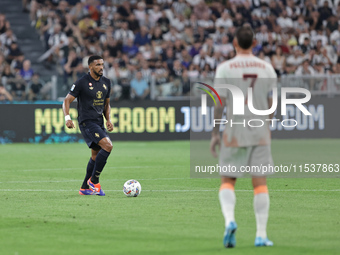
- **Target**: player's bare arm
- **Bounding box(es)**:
[210,96,226,158]
[104,97,113,132]
[62,93,76,129]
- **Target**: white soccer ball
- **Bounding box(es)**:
[123,180,141,197]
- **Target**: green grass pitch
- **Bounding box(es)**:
[1,140,339,255]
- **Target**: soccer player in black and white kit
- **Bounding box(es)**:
[63,55,114,196]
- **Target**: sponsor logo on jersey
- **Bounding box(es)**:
[103,84,107,90]
[96,91,103,99]
[95,133,100,138]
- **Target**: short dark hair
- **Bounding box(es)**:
[236,26,254,50]
[88,55,103,66]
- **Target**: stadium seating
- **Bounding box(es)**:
[1,0,340,102]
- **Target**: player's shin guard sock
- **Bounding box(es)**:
[254,185,270,239]
[219,183,236,227]
[81,158,95,189]
[91,149,111,184]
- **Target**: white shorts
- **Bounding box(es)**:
[219,144,274,178]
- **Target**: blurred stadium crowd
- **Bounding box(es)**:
[1,0,340,101]
[0,12,47,102]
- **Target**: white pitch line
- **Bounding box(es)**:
[21,166,153,172]
[0,177,190,184]
[1,165,185,172]
[0,180,82,184]
[0,189,340,192]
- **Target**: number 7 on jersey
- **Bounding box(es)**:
[243,74,258,104]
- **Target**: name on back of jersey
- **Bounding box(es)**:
[230,61,266,69]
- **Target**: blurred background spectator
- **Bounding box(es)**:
[0,82,13,102]
[130,70,150,100]
[27,73,49,101]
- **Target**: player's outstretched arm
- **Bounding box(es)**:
[210,96,226,158]
[104,98,114,132]
[62,94,76,129]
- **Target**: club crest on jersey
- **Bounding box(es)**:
[89,83,93,90]
[96,91,103,99]
[103,84,107,90]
